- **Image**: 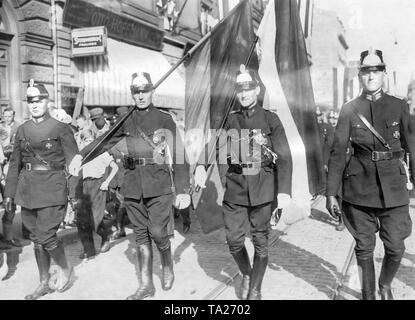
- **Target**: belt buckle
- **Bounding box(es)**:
[139,158,146,166]
[246,162,253,169]
[25,163,32,171]
[371,151,379,161]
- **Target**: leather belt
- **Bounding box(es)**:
[229,161,273,174]
[133,157,156,166]
[23,163,65,171]
[353,149,404,162]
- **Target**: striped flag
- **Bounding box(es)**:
[257,0,324,224]
[184,0,255,233]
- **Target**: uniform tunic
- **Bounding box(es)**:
[80,104,189,249]
[221,104,292,207]
[4,113,78,247]
[327,91,415,208]
[5,114,78,208]
[218,103,292,255]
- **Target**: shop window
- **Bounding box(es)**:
[0,15,5,31]
[157,0,179,31]
[200,1,218,36]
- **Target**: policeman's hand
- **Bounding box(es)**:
[4,197,15,214]
[194,165,207,190]
[326,196,340,220]
[277,193,291,209]
[69,154,83,176]
[174,193,191,210]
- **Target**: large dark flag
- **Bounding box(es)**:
[184,0,255,233]
[257,0,324,224]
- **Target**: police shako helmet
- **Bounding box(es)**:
[26,79,49,103]
[236,64,259,92]
[359,48,386,72]
[130,72,153,94]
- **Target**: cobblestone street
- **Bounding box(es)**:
[1,196,414,300]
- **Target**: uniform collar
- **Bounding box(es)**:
[240,103,260,118]
[134,103,153,114]
[32,112,50,124]
[361,89,384,102]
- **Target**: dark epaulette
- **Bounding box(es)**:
[155,107,173,118]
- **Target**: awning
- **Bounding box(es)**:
[79,38,185,109]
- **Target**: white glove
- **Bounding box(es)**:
[194,165,207,189]
[174,193,191,209]
[277,193,291,209]
[68,154,83,176]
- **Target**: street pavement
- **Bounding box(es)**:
[336,199,415,300]
[0,196,414,300]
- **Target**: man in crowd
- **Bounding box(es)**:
[0,108,23,247]
[324,109,345,231]
[77,120,119,259]
[1,108,20,156]
[4,80,78,299]
[194,65,292,300]
[69,71,191,300]
[326,49,415,300]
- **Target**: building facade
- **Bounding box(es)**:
[310,7,349,112]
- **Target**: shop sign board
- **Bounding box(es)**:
[63,0,164,51]
[71,26,107,57]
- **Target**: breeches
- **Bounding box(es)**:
[343,201,412,260]
[21,205,66,250]
[124,194,174,251]
[222,201,272,257]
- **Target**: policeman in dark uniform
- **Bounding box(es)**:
[326,49,415,300]
[195,65,292,300]
[69,72,190,300]
[4,80,78,299]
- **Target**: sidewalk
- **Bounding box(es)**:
[216,195,355,299]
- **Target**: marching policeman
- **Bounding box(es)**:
[4,80,78,299]
[326,49,415,299]
[195,65,292,300]
[69,72,190,300]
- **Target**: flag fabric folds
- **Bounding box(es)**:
[184,0,255,233]
[257,0,324,224]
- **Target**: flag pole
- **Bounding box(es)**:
[193,35,259,196]
[82,1,249,165]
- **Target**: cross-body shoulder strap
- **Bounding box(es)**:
[353,110,391,150]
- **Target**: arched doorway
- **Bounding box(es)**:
[0,0,22,121]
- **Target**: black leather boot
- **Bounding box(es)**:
[25,245,54,300]
[357,257,376,300]
[47,241,73,293]
[127,243,156,300]
[112,207,126,240]
[378,255,401,300]
[160,245,174,291]
[231,247,252,300]
[247,254,268,300]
